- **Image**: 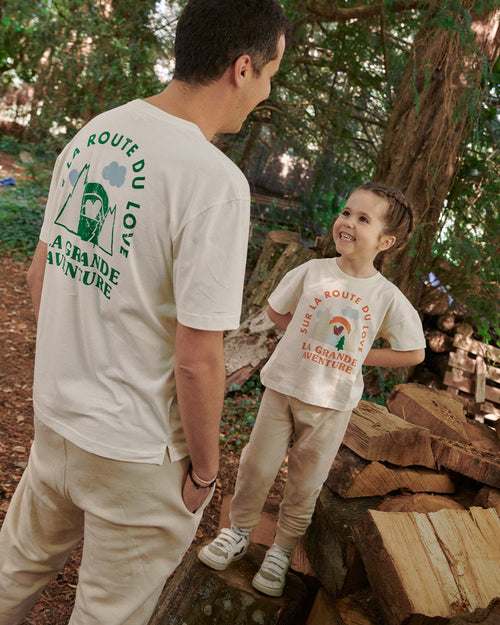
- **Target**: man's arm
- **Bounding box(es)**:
[27,241,47,322]
[175,322,225,512]
[364,348,425,368]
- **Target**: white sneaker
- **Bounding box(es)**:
[252,545,290,597]
[198,528,249,571]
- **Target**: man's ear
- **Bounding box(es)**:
[378,235,396,251]
[232,54,253,87]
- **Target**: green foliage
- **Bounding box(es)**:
[0,144,53,256]
[220,373,263,450]
[0,135,21,156]
[0,0,498,340]
[0,184,46,256]
[362,366,405,406]
[0,0,168,146]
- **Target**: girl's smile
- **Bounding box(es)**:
[333,190,395,277]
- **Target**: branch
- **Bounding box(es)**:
[306,0,428,21]
[379,11,394,107]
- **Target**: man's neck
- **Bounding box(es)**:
[144,79,229,142]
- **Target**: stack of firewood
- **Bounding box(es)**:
[148,384,499,625]
[304,383,500,625]
[147,232,500,624]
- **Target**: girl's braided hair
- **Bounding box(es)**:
[356,182,415,271]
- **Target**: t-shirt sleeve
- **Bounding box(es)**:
[40,149,69,244]
[268,262,310,315]
[173,199,249,331]
[377,291,426,351]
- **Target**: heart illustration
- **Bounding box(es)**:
[84,198,102,218]
[333,325,343,335]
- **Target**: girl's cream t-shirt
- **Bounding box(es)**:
[261,258,426,410]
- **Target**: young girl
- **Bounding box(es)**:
[198,182,426,596]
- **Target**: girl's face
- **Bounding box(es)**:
[332,190,395,270]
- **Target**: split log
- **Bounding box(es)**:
[304,486,383,599]
[306,588,340,625]
[448,599,500,625]
[333,590,386,625]
[224,307,282,390]
[326,446,455,498]
[386,383,469,443]
[242,230,299,317]
[244,240,319,318]
[345,401,435,468]
[149,543,309,625]
[463,420,500,454]
[306,587,383,625]
[474,486,500,515]
[377,493,463,513]
[353,507,500,625]
[430,436,500,488]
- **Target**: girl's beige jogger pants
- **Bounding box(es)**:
[230,387,351,550]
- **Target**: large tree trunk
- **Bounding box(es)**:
[374,3,500,302]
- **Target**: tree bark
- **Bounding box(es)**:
[373,3,500,301]
[149,544,309,625]
[304,486,382,598]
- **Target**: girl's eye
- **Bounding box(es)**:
[342,209,350,217]
[360,216,369,223]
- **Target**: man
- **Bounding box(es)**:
[0,1,289,623]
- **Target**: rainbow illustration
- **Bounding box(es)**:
[329,316,352,335]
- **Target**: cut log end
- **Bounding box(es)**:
[149,543,310,625]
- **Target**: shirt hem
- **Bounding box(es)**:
[33,404,188,466]
[260,379,361,412]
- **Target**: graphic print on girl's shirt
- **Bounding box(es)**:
[260,258,425,410]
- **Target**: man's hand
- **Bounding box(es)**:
[182,472,212,514]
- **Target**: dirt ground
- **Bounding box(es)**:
[0,151,285,623]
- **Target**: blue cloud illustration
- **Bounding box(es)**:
[69,169,79,187]
[103,161,126,188]
[342,306,359,320]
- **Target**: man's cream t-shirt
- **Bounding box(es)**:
[261,258,426,410]
[33,100,250,464]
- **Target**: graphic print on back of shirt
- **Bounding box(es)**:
[55,164,117,255]
[46,131,146,301]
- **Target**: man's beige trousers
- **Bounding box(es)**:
[0,418,210,625]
